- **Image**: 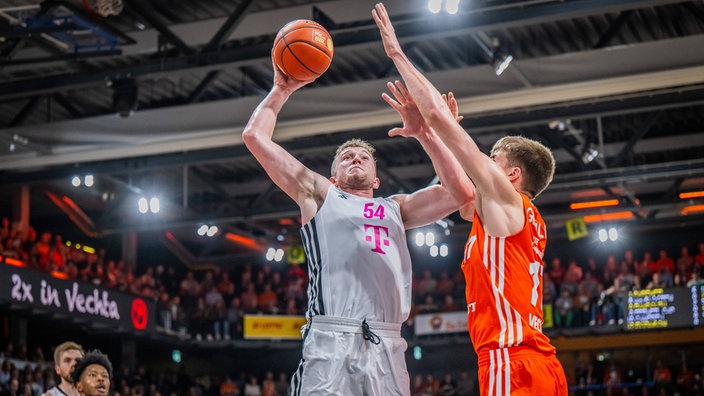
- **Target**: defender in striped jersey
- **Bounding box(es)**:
[242,53,473,395]
[375,3,568,395]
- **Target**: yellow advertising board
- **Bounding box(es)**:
[243,315,307,339]
[565,217,588,241]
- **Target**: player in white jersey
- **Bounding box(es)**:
[243,52,474,395]
[44,341,84,396]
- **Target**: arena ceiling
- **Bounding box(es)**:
[1,0,703,267]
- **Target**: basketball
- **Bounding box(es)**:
[273,20,334,81]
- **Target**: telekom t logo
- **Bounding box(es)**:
[364,224,390,254]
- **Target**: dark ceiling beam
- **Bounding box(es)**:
[685,2,704,25]
[609,110,661,168]
[8,97,42,127]
[122,0,193,56]
[202,0,257,53]
[185,70,221,104]
[239,66,271,94]
[51,93,83,118]
[464,87,704,133]
[592,10,634,49]
[0,0,685,100]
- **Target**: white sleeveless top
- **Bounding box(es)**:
[300,185,412,324]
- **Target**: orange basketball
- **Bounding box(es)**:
[273,20,334,81]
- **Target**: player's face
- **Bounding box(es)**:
[332,147,379,190]
[56,349,83,383]
[76,364,110,396]
[490,150,516,179]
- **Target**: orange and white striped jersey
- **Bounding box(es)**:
[461,193,555,355]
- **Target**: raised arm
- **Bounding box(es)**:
[373,3,522,235]
[242,54,331,224]
[382,80,475,226]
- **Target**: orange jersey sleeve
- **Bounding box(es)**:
[461,193,555,355]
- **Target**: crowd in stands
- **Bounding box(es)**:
[3,217,704,395]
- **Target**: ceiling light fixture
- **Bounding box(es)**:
[570,199,620,210]
[680,191,704,199]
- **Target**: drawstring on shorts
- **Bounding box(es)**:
[362,319,381,344]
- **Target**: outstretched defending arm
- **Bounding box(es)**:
[373,3,522,234]
[242,54,330,224]
[382,80,475,226]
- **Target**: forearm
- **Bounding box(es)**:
[416,129,474,207]
[242,86,290,142]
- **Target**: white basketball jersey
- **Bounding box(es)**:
[300,185,412,324]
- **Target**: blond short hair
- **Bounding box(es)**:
[53,341,84,366]
[490,136,555,199]
[330,138,377,176]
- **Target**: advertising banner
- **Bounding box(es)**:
[243,314,307,339]
[1,261,155,333]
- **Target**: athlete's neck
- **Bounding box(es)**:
[59,381,79,396]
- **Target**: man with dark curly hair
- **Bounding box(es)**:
[70,350,112,396]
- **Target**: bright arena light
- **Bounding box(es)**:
[149,197,160,214]
[266,248,276,261]
[598,228,608,242]
[445,0,460,14]
[608,227,618,241]
[197,225,208,236]
[138,197,148,214]
[206,225,218,237]
[415,232,425,247]
[274,248,285,262]
[428,0,442,13]
[71,176,81,187]
[430,245,439,257]
[84,174,94,187]
[440,244,449,257]
[425,231,435,247]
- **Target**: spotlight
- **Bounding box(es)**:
[266,248,276,261]
[439,244,449,257]
[84,174,94,187]
[274,248,285,262]
[492,53,513,76]
[149,197,160,214]
[197,225,209,236]
[428,0,442,13]
[138,197,149,214]
[425,231,435,247]
[598,228,608,242]
[206,226,218,237]
[430,245,439,257]
[582,145,599,164]
[415,232,425,247]
[72,176,81,187]
[608,227,618,241]
[445,0,460,14]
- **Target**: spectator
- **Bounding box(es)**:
[646,272,667,290]
[562,258,584,294]
[676,246,694,285]
[438,373,457,396]
[275,372,289,396]
[695,242,704,267]
[655,249,675,274]
[257,283,279,314]
[240,284,259,313]
[601,277,628,325]
[226,297,244,339]
[653,359,672,395]
[417,270,437,297]
[243,376,261,396]
[554,289,574,328]
[261,371,275,396]
[548,257,566,290]
[219,376,238,396]
[435,270,455,297]
[676,362,695,394]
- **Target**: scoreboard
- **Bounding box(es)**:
[626,286,703,330]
